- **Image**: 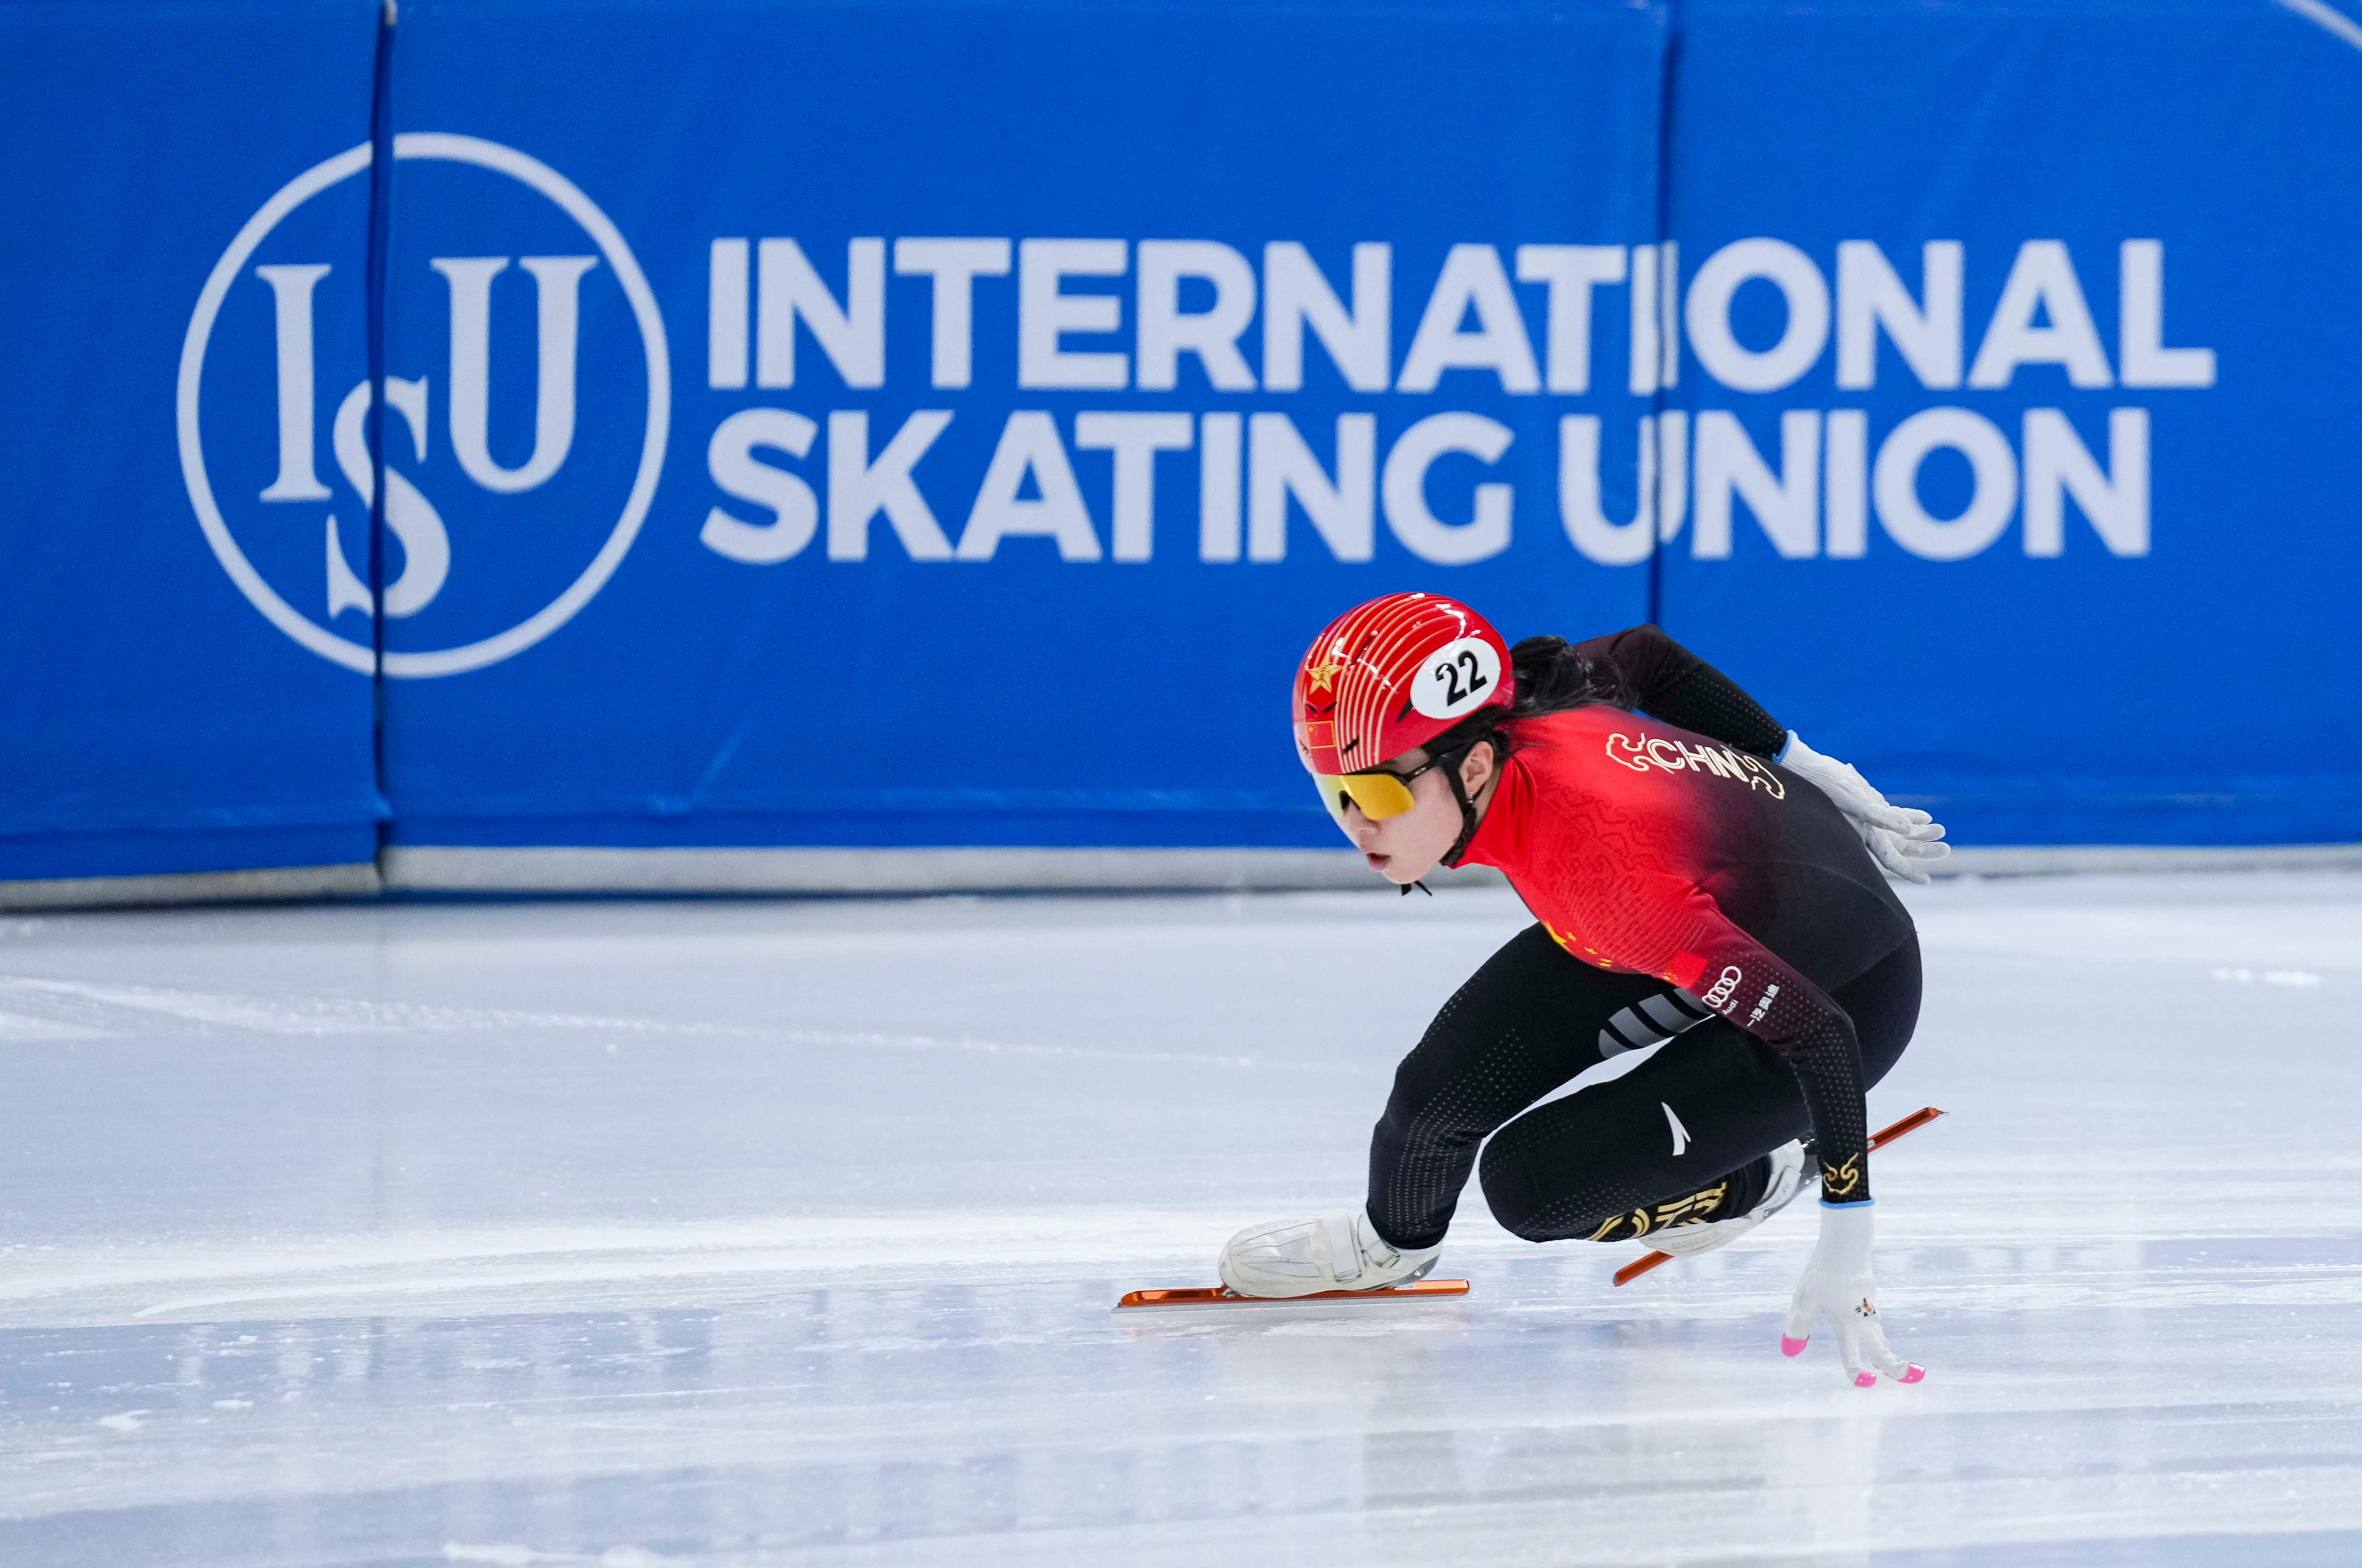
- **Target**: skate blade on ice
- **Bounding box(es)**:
[1115,1279,1469,1309]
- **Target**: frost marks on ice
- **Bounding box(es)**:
[0,1207,1283,1325]
[0,976,749,1039]
[0,1009,110,1041]
[444,1545,684,1567]
[2213,967,2325,987]
[0,976,1310,1071]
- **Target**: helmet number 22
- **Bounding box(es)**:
[1412,636,1504,720]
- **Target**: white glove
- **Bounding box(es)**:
[1780,732,1951,884]
[1782,1201,1924,1388]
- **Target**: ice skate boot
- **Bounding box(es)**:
[1647,1140,1810,1260]
[1217,1209,1441,1298]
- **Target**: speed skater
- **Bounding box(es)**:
[1216,592,1947,1386]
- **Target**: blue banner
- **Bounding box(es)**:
[0,0,386,881]
[371,0,1666,850]
[5,0,2359,885]
[1654,0,2362,845]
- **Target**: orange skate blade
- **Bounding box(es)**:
[1116,1279,1470,1309]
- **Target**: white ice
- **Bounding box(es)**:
[1,872,2358,1565]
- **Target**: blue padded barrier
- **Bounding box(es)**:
[0,0,387,880]
[4,0,2357,887]
[371,0,1666,852]
[1653,0,2362,846]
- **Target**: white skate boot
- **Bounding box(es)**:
[1646,1140,1810,1259]
[1217,1209,1441,1298]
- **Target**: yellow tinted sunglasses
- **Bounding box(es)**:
[1313,754,1450,828]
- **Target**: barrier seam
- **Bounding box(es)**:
[365,0,398,850]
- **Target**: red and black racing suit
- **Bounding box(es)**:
[1365,627,1920,1250]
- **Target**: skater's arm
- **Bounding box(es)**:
[1727,955,1873,1206]
[1573,625,1788,758]
[1671,909,1871,1205]
[1576,625,1953,883]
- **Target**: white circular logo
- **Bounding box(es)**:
[1409,635,1503,720]
[178,134,670,677]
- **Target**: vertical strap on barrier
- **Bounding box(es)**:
[1644,0,1681,628]
[365,0,398,842]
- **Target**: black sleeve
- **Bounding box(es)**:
[1764,1007,1874,1205]
[1573,624,1788,758]
[1673,900,1875,1206]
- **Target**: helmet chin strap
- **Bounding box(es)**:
[1437,738,1488,869]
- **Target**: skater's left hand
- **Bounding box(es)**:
[1783,1202,1925,1388]
[1779,733,1950,884]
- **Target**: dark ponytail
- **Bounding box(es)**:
[1502,634,1631,720]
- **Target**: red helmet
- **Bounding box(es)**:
[1293,592,1515,777]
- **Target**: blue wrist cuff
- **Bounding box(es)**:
[1776,730,1795,763]
[1820,1197,1875,1208]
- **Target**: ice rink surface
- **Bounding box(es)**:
[2,871,2358,1566]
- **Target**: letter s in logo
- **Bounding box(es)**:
[327,375,446,619]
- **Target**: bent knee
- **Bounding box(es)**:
[1478,1130,1563,1243]
[1480,1109,1648,1244]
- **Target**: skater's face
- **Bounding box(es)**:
[1338,741,1499,883]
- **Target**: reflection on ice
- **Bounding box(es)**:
[1,874,2360,1563]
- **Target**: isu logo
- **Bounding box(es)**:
[178,135,670,676]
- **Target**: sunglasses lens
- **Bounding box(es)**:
[1341,772,1418,821]
[1313,775,1351,831]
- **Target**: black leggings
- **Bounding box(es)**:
[1367,925,1921,1249]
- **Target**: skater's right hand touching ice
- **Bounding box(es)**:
[1782,1202,1925,1388]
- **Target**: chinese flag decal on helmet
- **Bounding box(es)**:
[1292,593,1515,776]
